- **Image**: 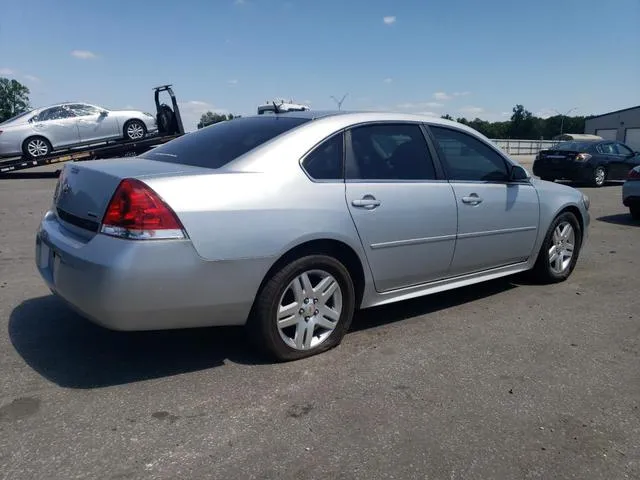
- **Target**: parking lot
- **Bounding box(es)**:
[0,157,638,479]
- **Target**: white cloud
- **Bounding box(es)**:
[416,111,438,117]
[536,108,556,119]
[453,91,471,97]
[383,16,396,24]
[24,74,40,82]
[71,50,97,60]
[383,77,393,84]
[458,106,484,116]
[0,68,15,75]
[433,92,452,101]
[396,101,444,110]
[227,79,239,86]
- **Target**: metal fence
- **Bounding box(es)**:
[490,139,559,155]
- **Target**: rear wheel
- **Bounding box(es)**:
[124,119,146,141]
[248,254,355,361]
[592,166,606,187]
[22,136,52,160]
[630,206,640,220]
[529,211,582,284]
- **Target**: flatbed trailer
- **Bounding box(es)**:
[0,84,185,176]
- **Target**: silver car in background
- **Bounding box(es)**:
[35,111,590,361]
[0,103,157,159]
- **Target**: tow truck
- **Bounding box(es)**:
[0,85,185,175]
[257,99,310,115]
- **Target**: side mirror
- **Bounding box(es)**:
[509,164,529,181]
[100,110,108,117]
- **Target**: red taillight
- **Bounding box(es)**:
[628,168,640,180]
[100,178,186,240]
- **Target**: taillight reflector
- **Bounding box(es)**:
[628,168,640,180]
[100,178,186,240]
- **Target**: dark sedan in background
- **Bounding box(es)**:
[533,140,640,187]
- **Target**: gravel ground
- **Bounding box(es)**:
[0,156,638,480]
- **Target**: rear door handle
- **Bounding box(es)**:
[352,195,381,209]
[461,194,483,205]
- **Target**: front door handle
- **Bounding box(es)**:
[461,193,483,205]
[352,195,381,209]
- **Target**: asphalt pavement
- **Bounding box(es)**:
[0,157,638,479]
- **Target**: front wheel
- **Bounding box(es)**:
[248,254,356,361]
[529,211,582,284]
[124,120,147,141]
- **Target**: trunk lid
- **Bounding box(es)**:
[53,157,208,239]
[538,149,580,161]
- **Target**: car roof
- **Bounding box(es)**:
[251,109,454,126]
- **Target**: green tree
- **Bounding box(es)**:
[0,77,31,123]
[509,104,535,139]
[197,111,241,129]
[440,114,454,121]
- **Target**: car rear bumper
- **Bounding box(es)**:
[622,181,640,207]
[35,210,273,331]
[532,160,593,181]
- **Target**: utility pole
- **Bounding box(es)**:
[330,93,348,110]
[553,107,578,135]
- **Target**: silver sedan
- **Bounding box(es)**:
[0,102,157,159]
[35,111,591,360]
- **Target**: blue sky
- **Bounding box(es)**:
[1,0,639,131]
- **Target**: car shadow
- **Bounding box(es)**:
[597,213,639,227]
[0,171,61,180]
[10,279,517,389]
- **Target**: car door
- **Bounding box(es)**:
[427,124,539,277]
[30,106,80,147]
[344,122,458,292]
[67,104,120,144]
[615,142,640,178]
[595,142,620,178]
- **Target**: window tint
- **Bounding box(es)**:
[556,141,593,151]
[597,143,616,154]
[302,133,343,180]
[615,143,633,156]
[430,126,509,182]
[140,116,310,169]
[346,123,436,180]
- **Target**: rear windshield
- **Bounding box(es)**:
[554,141,594,151]
[140,116,310,168]
[0,109,35,125]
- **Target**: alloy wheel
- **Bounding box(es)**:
[27,139,49,157]
[594,167,606,186]
[548,221,575,274]
[276,269,343,351]
[126,122,145,140]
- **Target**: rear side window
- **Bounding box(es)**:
[301,133,344,180]
[140,116,310,169]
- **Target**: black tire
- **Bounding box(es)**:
[592,165,606,187]
[247,254,356,361]
[123,119,147,141]
[630,206,640,220]
[22,136,52,160]
[529,211,582,284]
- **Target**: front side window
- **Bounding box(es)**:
[346,123,436,180]
[429,126,509,182]
[67,104,101,116]
[301,133,344,180]
[140,115,310,169]
[615,143,633,156]
[597,143,616,155]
